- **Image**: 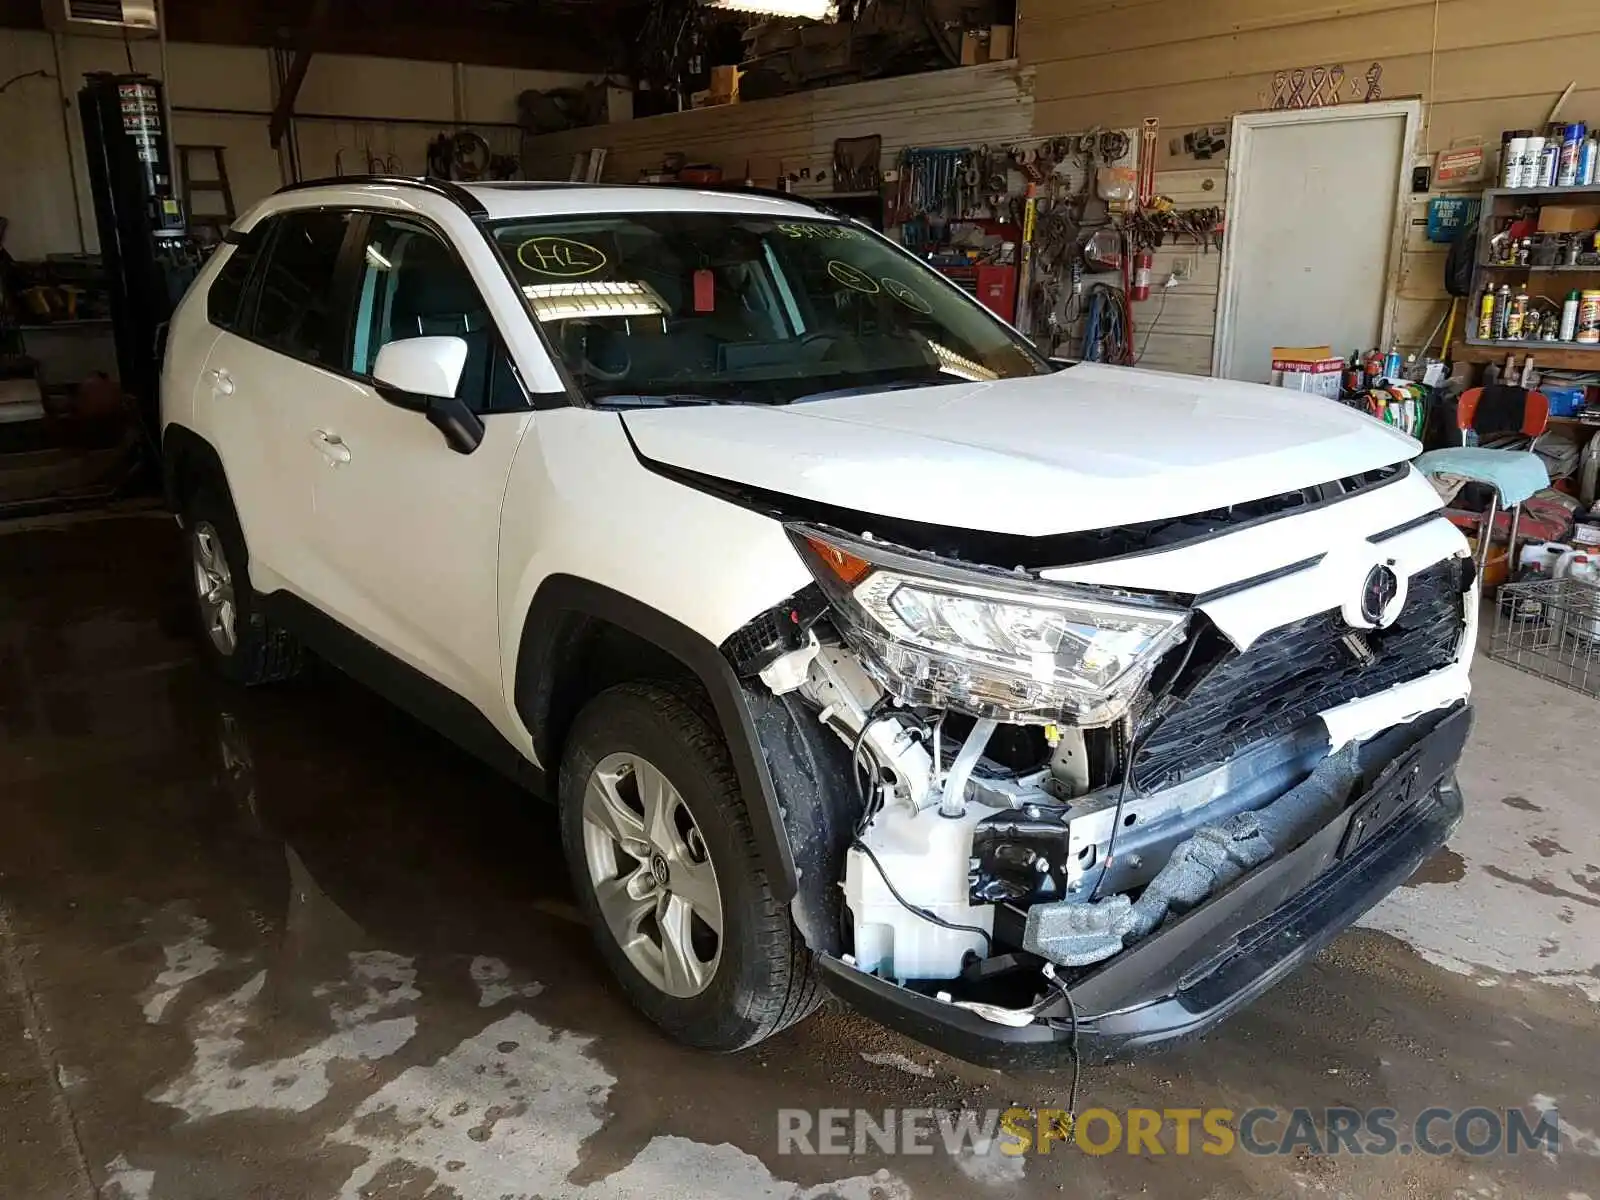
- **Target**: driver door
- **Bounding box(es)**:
[302,212,534,715]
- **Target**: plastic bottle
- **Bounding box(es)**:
[1562,290,1582,341]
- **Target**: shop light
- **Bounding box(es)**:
[522,280,666,322]
[706,0,836,19]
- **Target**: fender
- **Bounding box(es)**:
[516,575,801,901]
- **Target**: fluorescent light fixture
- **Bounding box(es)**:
[706,0,836,18]
[929,342,999,382]
[365,245,392,271]
[522,280,667,322]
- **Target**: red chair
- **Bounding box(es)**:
[1455,387,1550,441]
[1417,387,1552,580]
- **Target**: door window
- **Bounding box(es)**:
[250,209,355,366]
[350,215,521,411]
[207,217,274,332]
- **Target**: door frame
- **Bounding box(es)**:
[1211,99,1423,379]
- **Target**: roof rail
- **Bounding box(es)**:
[656,181,833,211]
[273,175,488,219]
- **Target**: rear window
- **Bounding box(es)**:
[250,210,355,365]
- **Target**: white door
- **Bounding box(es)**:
[1215,102,1420,383]
[303,212,530,710]
[198,209,360,594]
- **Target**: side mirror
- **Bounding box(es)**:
[372,336,485,455]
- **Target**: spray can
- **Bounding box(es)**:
[1540,123,1565,187]
[1561,290,1581,341]
[1521,134,1546,187]
[1582,136,1599,187]
[1478,287,1498,339]
[1505,132,1531,187]
[1578,290,1600,345]
[1506,288,1530,340]
[1560,122,1587,187]
[1382,346,1402,381]
[1493,283,1513,339]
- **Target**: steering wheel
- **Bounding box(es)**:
[562,320,631,383]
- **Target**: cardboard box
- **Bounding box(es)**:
[1270,346,1343,399]
[709,65,741,102]
[1538,204,1600,233]
[960,30,985,65]
[989,24,1013,60]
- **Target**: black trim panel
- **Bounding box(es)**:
[161,422,228,515]
[1369,510,1449,544]
[261,592,545,794]
[515,575,800,900]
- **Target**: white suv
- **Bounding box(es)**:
[161,177,1476,1066]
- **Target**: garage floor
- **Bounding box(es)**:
[2,512,1598,1200]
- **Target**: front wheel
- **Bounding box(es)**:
[559,682,820,1050]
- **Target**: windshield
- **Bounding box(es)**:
[491,212,1050,407]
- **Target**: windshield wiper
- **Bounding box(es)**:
[596,393,722,409]
[792,377,957,404]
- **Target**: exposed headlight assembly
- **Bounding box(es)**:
[793,527,1189,725]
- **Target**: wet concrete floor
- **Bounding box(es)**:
[1,512,1597,1199]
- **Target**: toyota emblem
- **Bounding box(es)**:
[1360,564,1402,627]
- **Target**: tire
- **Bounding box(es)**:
[182,486,304,686]
[560,681,821,1051]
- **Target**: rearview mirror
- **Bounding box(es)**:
[372,336,484,455]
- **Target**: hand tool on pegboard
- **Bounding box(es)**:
[1138,118,1159,207]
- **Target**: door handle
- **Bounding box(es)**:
[208,368,235,396]
[310,429,351,466]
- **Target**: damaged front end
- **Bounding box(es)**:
[725,507,1476,1067]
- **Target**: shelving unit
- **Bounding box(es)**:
[1460,183,1600,362]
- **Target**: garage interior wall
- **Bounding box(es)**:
[1021,0,1600,374]
[0,28,597,260]
[521,60,1036,197]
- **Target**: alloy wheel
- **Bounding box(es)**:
[581,751,723,998]
[191,522,238,655]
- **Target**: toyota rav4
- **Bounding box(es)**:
[160,177,1475,1066]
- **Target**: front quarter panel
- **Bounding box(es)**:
[497,407,812,751]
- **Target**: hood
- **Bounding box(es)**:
[621,364,1419,538]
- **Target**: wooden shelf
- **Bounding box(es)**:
[1453,341,1600,370]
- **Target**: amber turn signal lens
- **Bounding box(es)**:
[804,535,872,586]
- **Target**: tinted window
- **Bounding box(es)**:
[207,218,273,331]
[490,213,1049,407]
[350,214,523,411]
[251,209,353,364]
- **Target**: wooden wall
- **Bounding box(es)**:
[521,61,1035,189]
[1020,0,1600,371]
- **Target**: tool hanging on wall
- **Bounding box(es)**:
[1138,118,1159,208]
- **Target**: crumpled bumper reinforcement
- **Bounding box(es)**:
[817,703,1471,1069]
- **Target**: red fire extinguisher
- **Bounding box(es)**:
[1131,249,1153,302]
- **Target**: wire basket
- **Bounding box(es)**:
[1488,576,1600,699]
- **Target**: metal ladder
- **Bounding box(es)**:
[178,145,236,238]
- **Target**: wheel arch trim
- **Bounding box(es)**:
[515,574,800,901]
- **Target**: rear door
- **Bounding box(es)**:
[298,211,534,711]
[197,209,362,596]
